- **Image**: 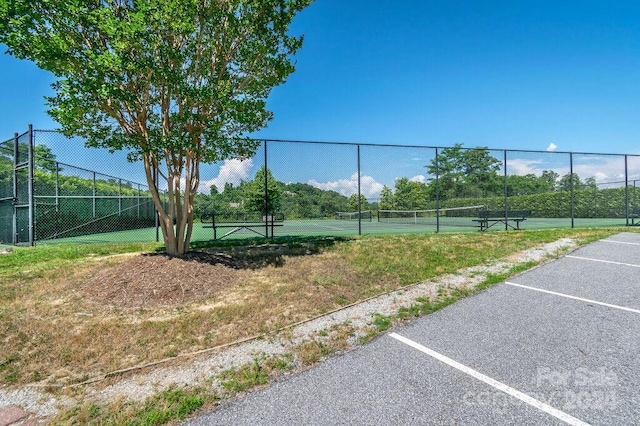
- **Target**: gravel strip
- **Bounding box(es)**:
[0,388,73,418]
[0,238,576,421]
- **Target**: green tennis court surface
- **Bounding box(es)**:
[33,216,632,245]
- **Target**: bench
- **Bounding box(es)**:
[629,207,640,225]
[472,209,531,231]
[201,213,284,240]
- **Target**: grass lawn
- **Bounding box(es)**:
[0,227,634,424]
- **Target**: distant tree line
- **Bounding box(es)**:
[379,143,600,210]
[195,145,638,221]
[194,166,375,220]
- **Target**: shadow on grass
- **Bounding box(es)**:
[151,236,352,269]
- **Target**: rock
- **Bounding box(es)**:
[0,404,30,426]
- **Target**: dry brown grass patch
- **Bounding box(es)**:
[1,239,375,387]
[1,229,623,390]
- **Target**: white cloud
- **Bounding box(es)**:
[199,158,253,193]
[409,175,426,183]
[573,157,625,184]
[361,175,385,197]
[546,143,558,152]
[508,154,633,185]
[594,171,608,181]
[308,172,385,198]
[506,158,545,176]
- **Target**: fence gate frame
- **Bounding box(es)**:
[1,125,35,245]
[0,136,16,244]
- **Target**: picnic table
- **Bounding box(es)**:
[472,209,531,231]
[201,213,284,240]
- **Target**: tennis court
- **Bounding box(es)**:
[183,232,640,425]
[32,213,632,245]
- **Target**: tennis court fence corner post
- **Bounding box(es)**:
[12,131,19,245]
[28,124,35,246]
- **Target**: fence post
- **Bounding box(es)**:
[137,184,141,218]
[264,140,269,238]
[570,152,574,228]
[28,124,35,246]
[625,155,629,226]
[155,169,160,243]
[357,144,362,235]
[93,171,97,220]
[435,148,440,233]
[12,132,18,244]
[55,161,60,238]
[504,150,508,231]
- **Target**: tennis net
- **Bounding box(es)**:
[335,210,373,221]
[377,205,485,227]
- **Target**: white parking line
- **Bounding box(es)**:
[601,240,640,246]
[389,333,591,426]
[504,282,640,314]
[565,255,640,268]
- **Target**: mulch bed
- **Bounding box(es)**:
[80,252,242,308]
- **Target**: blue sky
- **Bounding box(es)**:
[2,1,640,195]
[255,0,640,154]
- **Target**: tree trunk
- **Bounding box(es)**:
[143,152,194,256]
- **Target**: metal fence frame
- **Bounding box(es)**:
[261,138,640,233]
[2,125,640,245]
[0,126,159,245]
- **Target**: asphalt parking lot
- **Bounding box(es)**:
[183,232,640,425]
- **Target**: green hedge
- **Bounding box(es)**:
[1,167,158,242]
[438,186,640,218]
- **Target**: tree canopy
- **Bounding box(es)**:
[0,0,311,255]
[243,165,282,215]
[426,143,502,199]
[374,144,605,210]
[193,173,353,220]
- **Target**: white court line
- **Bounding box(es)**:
[601,239,640,246]
[389,333,591,426]
[505,282,640,314]
[565,255,640,268]
[288,220,346,231]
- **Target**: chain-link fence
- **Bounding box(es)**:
[1,127,159,245]
[1,130,31,244]
[2,126,639,245]
[0,136,16,244]
[194,139,640,240]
